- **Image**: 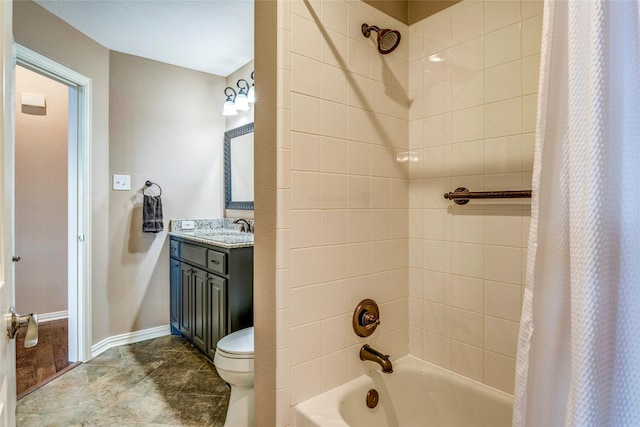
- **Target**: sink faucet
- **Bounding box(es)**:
[360,344,393,373]
[233,218,253,233]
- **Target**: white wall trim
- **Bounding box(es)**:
[14,43,93,362]
[90,325,171,359]
[38,310,68,322]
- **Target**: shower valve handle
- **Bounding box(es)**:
[361,312,380,328]
[353,299,381,337]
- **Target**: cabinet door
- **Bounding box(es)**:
[192,267,208,353]
[179,263,193,339]
[206,275,227,360]
[169,259,181,333]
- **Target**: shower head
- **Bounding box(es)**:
[362,23,401,55]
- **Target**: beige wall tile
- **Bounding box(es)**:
[484,244,522,284]
[291,53,321,97]
[484,23,521,68]
[452,341,483,382]
[290,210,322,248]
[484,315,519,357]
[452,36,484,77]
[290,247,323,287]
[321,174,348,209]
[291,14,321,60]
[522,14,543,56]
[290,359,322,405]
[451,308,483,347]
[484,97,521,138]
[291,285,322,327]
[424,16,452,55]
[484,0,520,33]
[291,132,321,172]
[484,280,523,321]
[451,275,484,312]
[452,2,484,45]
[485,60,521,103]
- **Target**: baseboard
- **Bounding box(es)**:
[38,310,68,322]
[90,324,171,359]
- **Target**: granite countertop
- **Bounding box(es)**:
[169,218,254,249]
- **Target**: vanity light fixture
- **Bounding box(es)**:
[248,71,255,103]
[222,87,238,116]
[235,79,250,111]
[222,71,255,116]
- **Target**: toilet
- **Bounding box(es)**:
[214,327,254,427]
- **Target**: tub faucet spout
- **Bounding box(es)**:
[360,344,393,373]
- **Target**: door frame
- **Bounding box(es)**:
[14,44,92,362]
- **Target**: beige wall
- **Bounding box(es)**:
[14,66,68,315]
[275,1,410,424]
[407,0,542,393]
[225,60,255,220]
[108,51,226,335]
[14,1,228,344]
[13,0,111,343]
[253,0,278,422]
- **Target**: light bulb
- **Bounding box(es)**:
[235,93,250,111]
[223,100,238,116]
[248,85,255,103]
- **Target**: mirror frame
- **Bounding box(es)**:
[224,122,254,210]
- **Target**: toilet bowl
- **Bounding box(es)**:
[214,327,254,427]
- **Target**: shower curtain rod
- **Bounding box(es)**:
[444,187,532,205]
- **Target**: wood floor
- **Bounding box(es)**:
[16,319,71,397]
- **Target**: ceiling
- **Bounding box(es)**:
[34,0,254,77]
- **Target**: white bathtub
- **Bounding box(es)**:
[295,355,513,427]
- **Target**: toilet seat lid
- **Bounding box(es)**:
[217,326,254,355]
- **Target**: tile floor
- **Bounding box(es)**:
[16,335,230,426]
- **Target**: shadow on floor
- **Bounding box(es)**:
[16,335,230,426]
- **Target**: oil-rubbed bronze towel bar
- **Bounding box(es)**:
[444,187,532,205]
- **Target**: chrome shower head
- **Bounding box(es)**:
[362,23,401,54]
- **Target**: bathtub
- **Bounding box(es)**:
[295,355,513,427]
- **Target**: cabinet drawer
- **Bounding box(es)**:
[207,250,227,275]
[181,243,207,268]
[170,239,180,258]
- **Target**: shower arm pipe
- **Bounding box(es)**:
[444,187,531,205]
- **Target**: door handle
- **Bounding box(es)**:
[6,307,38,347]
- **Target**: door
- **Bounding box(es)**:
[169,257,180,333]
[192,267,207,353]
[1,0,16,424]
[179,263,193,339]
[206,274,226,360]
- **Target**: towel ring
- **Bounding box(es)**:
[143,180,162,196]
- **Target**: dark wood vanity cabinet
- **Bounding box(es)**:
[169,236,253,358]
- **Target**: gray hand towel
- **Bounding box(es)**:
[143,194,163,233]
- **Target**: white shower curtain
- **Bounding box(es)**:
[513,0,640,426]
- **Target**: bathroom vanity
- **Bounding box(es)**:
[169,220,253,360]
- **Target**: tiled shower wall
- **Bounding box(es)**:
[275,0,543,424]
[407,0,542,393]
[275,0,411,425]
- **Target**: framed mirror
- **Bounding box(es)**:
[224,122,254,210]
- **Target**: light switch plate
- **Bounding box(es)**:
[113,174,131,191]
[181,220,195,230]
